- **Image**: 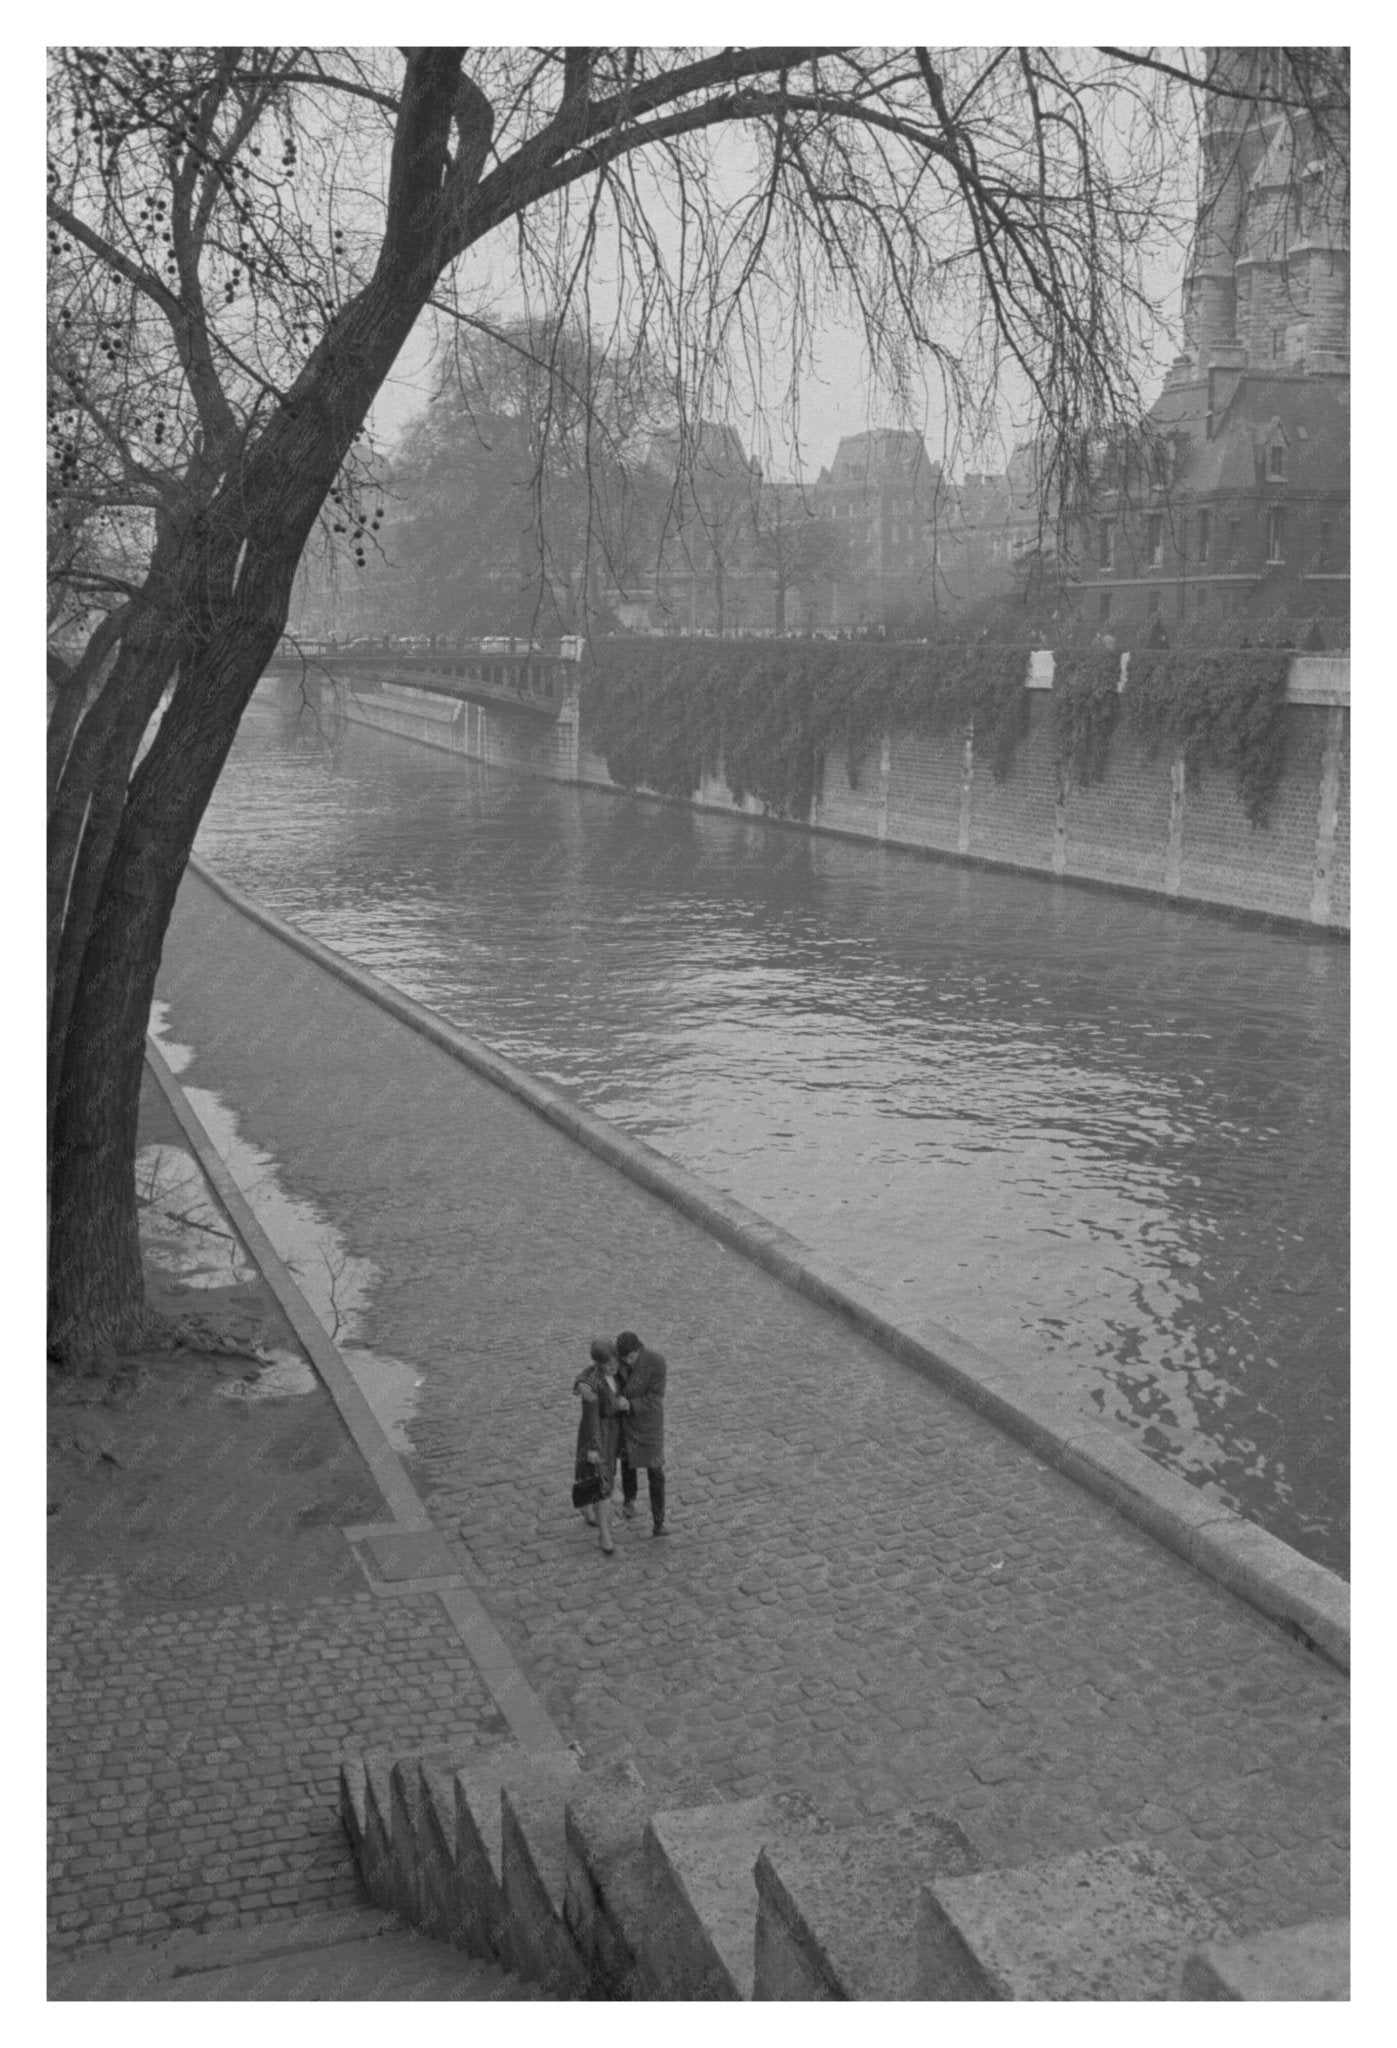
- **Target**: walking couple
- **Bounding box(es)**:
[573,1331,666,1556]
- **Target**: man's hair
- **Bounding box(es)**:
[589,1339,614,1365]
[615,1330,641,1359]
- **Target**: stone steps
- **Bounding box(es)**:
[339,1747,1349,2000]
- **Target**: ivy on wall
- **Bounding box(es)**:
[1127,647,1292,826]
[581,637,1031,819]
[582,637,1298,828]
[1051,648,1122,792]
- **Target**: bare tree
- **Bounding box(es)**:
[46,45,1348,1361]
[750,485,850,630]
[368,315,662,639]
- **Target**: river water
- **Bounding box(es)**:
[194,683,1349,1574]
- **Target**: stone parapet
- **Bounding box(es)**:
[916,1843,1233,2000]
[753,1810,979,2000]
[341,1752,1350,2001]
[1182,1918,1350,2000]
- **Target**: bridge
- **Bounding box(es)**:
[263,639,584,721]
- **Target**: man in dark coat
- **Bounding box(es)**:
[615,1330,667,1535]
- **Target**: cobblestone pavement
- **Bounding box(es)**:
[154,871,1349,1942]
[48,1578,500,1952]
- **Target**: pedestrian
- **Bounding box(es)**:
[615,1330,667,1535]
[573,1339,621,1556]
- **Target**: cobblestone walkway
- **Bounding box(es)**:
[48,1577,500,1951]
[151,870,1348,1943]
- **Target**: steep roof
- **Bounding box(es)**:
[822,428,939,485]
[1152,373,1350,496]
[644,420,759,480]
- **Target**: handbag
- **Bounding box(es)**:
[572,1472,606,1509]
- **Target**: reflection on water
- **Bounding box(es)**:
[194,686,1349,1571]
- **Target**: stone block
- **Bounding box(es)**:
[389,1760,427,1928]
[415,1761,468,1948]
[917,1842,1232,2001]
[359,1756,400,1915]
[499,1761,588,1996]
[754,1809,980,2000]
[359,1530,456,1582]
[450,1749,526,1963]
[639,1792,827,2000]
[562,1778,657,1999]
[1188,1514,1350,1671]
[338,1759,368,1860]
[1182,1919,1349,2002]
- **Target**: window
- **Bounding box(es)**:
[1316,521,1333,570]
[1267,506,1287,564]
[1098,520,1114,571]
[1227,516,1243,565]
[1267,442,1286,481]
[1197,511,1211,563]
[1147,514,1164,568]
[1098,592,1112,626]
[1147,589,1161,619]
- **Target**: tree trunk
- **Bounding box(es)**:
[48,796,189,1361]
[46,314,423,1360]
[46,48,490,1362]
[47,622,280,1362]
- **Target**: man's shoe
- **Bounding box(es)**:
[652,1521,667,1537]
[621,1501,637,1520]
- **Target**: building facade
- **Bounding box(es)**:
[1068,47,1349,649]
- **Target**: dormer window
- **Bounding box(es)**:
[1267,442,1286,481]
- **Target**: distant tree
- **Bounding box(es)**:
[375,318,660,639]
[639,422,766,633]
[47,45,1349,1361]
[750,487,850,629]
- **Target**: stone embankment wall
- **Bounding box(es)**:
[573,655,1349,932]
[315,658,1348,932]
[335,679,579,781]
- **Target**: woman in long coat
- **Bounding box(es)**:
[574,1338,621,1556]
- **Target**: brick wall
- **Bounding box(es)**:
[813,742,887,840]
[1062,720,1174,893]
[965,696,1059,871]
[884,726,966,853]
[1176,703,1327,919]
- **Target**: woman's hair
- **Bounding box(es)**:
[589,1338,615,1365]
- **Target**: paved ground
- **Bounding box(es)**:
[135,867,1349,1949]
[47,1077,508,1963]
[48,1907,544,2000]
